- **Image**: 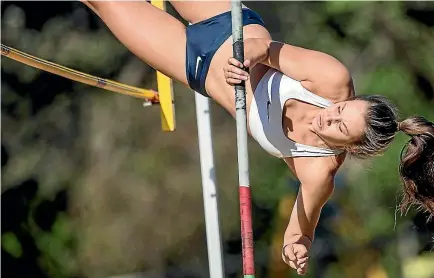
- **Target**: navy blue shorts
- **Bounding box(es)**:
[185,9,265,97]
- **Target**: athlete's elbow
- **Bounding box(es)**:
[327,63,350,86]
[325,61,354,96]
[303,181,335,208]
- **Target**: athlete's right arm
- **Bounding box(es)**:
[224,38,352,95]
[260,39,353,93]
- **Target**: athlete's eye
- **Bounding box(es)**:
[339,122,349,135]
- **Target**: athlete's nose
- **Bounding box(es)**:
[324,113,341,125]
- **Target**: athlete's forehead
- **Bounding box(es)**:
[338,100,368,139]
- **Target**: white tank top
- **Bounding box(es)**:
[248,68,343,158]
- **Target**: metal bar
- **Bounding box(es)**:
[194,92,225,278]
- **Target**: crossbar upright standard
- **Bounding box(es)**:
[231,1,255,277]
[194,92,225,278]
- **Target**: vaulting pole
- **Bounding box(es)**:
[231,1,255,277]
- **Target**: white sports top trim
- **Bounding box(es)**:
[248,68,344,158]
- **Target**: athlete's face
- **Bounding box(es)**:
[312,100,368,148]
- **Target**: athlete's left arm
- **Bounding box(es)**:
[283,155,345,244]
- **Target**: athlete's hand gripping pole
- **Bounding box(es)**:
[231,1,255,277]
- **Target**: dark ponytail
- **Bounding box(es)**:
[398,116,434,216]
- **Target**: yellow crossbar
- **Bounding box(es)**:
[1,44,159,103]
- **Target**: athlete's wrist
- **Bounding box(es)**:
[283,233,313,246]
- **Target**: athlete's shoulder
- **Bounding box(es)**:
[284,152,346,182]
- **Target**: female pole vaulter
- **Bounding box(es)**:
[81,1,434,275]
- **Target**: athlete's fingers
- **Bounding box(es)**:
[282,250,297,268]
[228,57,253,70]
[294,244,308,259]
[298,266,307,275]
[297,257,308,265]
[225,72,247,81]
[285,245,297,261]
[223,66,248,80]
[282,256,299,270]
[225,71,248,81]
[297,261,308,275]
[228,57,244,68]
[226,78,242,85]
[227,65,249,76]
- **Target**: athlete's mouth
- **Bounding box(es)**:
[318,114,323,129]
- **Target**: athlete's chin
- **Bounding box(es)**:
[312,123,322,135]
[311,119,320,132]
[316,132,334,143]
[321,136,346,149]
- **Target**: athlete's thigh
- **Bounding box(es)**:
[86,1,188,85]
[169,0,235,24]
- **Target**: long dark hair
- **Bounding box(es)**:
[346,95,434,216]
[398,116,434,216]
